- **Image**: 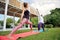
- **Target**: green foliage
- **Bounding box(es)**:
[6,24,11,28]
[15,19,20,26]
[16,17,38,27]
[44,8,60,27]
[17,19,20,23]
[31,17,38,27]
[45,24,53,28]
[6,18,14,28]
[50,8,60,26]
[6,18,13,25]
[0,21,3,26]
[0,28,60,40]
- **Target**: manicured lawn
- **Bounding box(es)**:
[0,28,60,40]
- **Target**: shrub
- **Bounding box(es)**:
[45,24,53,28]
[6,24,12,28]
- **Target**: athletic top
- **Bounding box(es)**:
[23,10,30,19]
[39,16,44,23]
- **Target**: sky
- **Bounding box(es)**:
[31,0,60,16]
[0,0,60,20]
[0,14,4,20]
[20,0,60,16]
[20,0,33,4]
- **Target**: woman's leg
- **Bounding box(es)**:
[38,23,40,31]
[8,18,27,36]
[38,23,42,31]
[26,20,32,30]
[42,23,44,31]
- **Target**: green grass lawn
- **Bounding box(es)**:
[0,28,60,40]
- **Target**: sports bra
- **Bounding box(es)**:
[23,10,30,19]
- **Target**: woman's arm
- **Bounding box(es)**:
[20,7,24,21]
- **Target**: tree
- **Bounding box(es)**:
[15,19,20,26]
[6,18,13,24]
[17,19,20,23]
[50,8,60,26]
[6,18,14,28]
[31,17,38,27]
[0,21,3,26]
[44,8,60,27]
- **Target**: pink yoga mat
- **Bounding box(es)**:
[0,31,39,40]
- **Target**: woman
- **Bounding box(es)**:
[38,15,44,31]
[8,2,32,39]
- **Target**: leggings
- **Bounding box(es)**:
[38,22,44,31]
[9,18,32,36]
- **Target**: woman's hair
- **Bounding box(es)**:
[23,2,28,8]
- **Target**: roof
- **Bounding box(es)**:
[0,0,38,17]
